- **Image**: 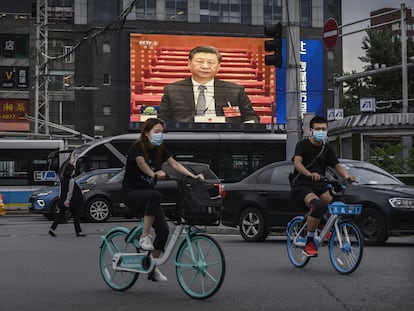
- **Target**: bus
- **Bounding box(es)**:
[70,132,287,183]
[0,139,66,211]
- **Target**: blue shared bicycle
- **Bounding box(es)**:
[286,179,364,274]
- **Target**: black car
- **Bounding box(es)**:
[220,159,414,245]
[82,162,221,223]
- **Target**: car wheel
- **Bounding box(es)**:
[355,207,388,246]
[239,207,268,242]
[85,197,111,223]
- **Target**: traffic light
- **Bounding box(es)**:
[264,22,282,68]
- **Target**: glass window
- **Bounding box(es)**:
[82,145,124,171]
[103,74,111,85]
[300,0,311,27]
[103,106,111,116]
[136,0,157,20]
[88,0,119,22]
[270,163,292,185]
[263,0,282,25]
[63,46,74,63]
[49,75,64,92]
[165,0,187,21]
[200,0,247,24]
[256,167,272,184]
[264,0,312,26]
[84,171,119,185]
[102,42,111,53]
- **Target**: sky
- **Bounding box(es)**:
[341,0,414,72]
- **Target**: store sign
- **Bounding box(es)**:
[0,99,29,122]
[0,67,29,89]
[0,34,29,58]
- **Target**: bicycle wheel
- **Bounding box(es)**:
[286,217,310,268]
[99,229,139,290]
[329,221,363,274]
[175,234,225,299]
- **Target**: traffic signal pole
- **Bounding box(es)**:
[285,0,302,159]
[264,2,301,160]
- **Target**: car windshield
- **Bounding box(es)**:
[339,162,402,185]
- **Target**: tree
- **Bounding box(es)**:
[342,28,414,115]
[371,143,414,174]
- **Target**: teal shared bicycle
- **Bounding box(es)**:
[286,178,364,274]
[99,178,225,299]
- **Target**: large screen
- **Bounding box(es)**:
[129,34,324,129]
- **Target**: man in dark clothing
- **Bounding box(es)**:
[291,116,355,257]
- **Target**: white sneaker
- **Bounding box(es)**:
[139,234,154,251]
[150,267,168,282]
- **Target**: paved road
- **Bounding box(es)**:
[1,214,414,311]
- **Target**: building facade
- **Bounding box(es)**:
[0,0,342,139]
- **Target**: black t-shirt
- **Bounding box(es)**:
[122,142,171,191]
[292,139,339,185]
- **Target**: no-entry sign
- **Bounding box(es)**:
[323,18,339,49]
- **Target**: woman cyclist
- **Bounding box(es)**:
[122,118,204,282]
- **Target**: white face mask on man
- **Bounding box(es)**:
[312,130,327,142]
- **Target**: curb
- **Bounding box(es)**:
[207,226,239,235]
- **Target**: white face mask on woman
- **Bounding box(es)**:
[150,132,164,146]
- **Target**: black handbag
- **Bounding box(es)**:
[176,177,220,226]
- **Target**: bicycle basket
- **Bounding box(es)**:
[328,201,362,215]
[176,178,220,226]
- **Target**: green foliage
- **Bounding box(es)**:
[342,28,414,115]
[371,143,414,174]
[408,148,414,173]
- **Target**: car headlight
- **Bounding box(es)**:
[35,190,53,197]
[389,197,414,209]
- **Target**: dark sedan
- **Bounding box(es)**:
[81,162,221,223]
[220,159,414,245]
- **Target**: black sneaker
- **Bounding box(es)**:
[48,229,57,237]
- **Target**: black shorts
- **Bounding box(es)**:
[291,180,330,208]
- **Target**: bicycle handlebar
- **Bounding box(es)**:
[317,176,352,198]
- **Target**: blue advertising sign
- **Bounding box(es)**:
[275,39,324,124]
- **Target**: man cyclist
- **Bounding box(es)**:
[291,116,355,257]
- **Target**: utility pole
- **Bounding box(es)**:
[34,0,49,135]
[285,0,301,159]
[401,3,408,114]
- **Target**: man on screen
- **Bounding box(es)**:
[159,46,259,123]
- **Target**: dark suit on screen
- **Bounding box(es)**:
[159,78,259,123]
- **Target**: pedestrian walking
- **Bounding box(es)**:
[49,162,86,237]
